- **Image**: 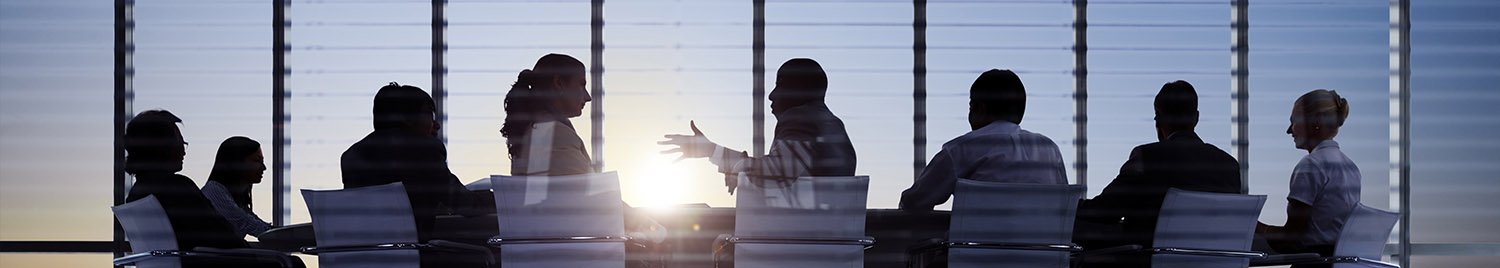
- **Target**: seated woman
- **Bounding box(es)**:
[201,136,272,237]
[1257,89,1359,263]
[124,110,299,268]
[500,53,665,245]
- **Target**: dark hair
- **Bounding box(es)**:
[501,53,586,159]
[970,69,1027,124]
[124,110,184,175]
[1296,89,1350,130]
[207,136,262,210]
[1154,80,1200,130]
[773,58,829,102]
[372,82,435,130]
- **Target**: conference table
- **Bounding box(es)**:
[258,207,950,268]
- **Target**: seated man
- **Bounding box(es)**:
[898,69,1068,211]
[1074,80,1244,267]
[341,82,491,240]
[124,110,300,268]
[661,58,857,192]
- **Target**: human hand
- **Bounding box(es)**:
[658,121,718,161]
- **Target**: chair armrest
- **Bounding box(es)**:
[194,247,298,268]
[1083,244,1144,256]
[723,236,877,248]
[946,240,1083,252]
[1147,247,1266,259]
[1326,256,1400,268]
[113,251,181,266]
[1250,253,1324,266]
[428,240,496,268]
[487,235,630,247]
[300,243,427,254]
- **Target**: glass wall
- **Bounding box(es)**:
[444,0,593,191]
[926,0,1078,210]
[130,0,275,233]
[1087,0,1232,197]
[1248,0,1390,225]
[765,0,913,208]
[1410,0,1500,266]
[0,0,114,241]
[603,0,750,208]
[284,0,431,223]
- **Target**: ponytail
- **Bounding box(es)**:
[501,69,541,159]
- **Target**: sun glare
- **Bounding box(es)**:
[630,154,688,211]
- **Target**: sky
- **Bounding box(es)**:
[2,0,1498,266]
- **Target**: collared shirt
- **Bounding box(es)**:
[899,121,1069,211]
[201,180,272,237]
[709,103,857,184]
[1287,140,1362,246]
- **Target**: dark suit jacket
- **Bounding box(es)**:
[126,173,259,268]
[773,102,857,177]
[341,128,487,239]
[1078,131,1244,247]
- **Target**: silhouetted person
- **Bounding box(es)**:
[660,58,857,193]
[341,82,490,240]
[1256,89,1358,266]
[201,136,271,237]
[501,53,593,176]
[1075,81,1244,268]
[899,69,1068,212]
[124,110,292,268]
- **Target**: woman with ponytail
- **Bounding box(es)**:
[501,53,593,176]
[1256,89,1359,262]
[201,136,271,237]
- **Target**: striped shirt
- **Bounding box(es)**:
[200,180,271,237]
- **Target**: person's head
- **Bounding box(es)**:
[768,58,828,115]
[372,82,440,137]
[501,53,589,158]
[1154,80,1200,141]
[208,136,266,185]
[123,110,186,175]
[1287,89,1349,151]
[968,69,1027,130]
[207,136,264,209]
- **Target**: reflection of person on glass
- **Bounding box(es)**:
[660,58,857,193]
[500,53,593,176]
[201,136,272,237]
[898,69,1068,212]
[341,82,490,241]
[1256,89,1358,258]
[1073,81,1244,266]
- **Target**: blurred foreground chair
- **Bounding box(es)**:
[489,172,658,268]
[300,182,493,268]
[113,195,299,268]
[715,175,874,268]
[1080,188,1267,268]
[1251,203,1400,268]
[907,181,1086,268]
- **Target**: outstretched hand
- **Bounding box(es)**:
[659,121,717,162]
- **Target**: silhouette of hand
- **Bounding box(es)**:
[659,121,719,161]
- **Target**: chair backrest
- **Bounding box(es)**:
[1333,203,1399,261]
[951,180,1085,244]
[114,196,182,268]
[1151,188,1266,268]
[302,182,421,268]
[492,171,624,238]
[302,182,420,246]
[733,175,870,238]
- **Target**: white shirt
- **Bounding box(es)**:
[200,180,271,237]
[899,121,1069,211]
[1287,140,1362,246]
